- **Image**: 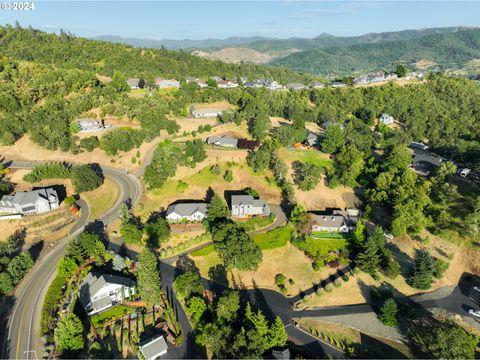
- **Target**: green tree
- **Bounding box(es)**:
[186,296,207,325]
[293,161,322,191]
[395,64,408,78]
[79,136,100,152]
[0,273,13,294]
[330,144,365,187]
[173,271,204,300]
[120,222,143,245]
[412,320,478,359]
[379,298,398,327]
[407,250,434,290]
[357,236,382,279]
[185,139,207,164]
[143,218,170,247]
[57,256,78,278]
[110,70,129,92]
[352,220,366,248]
[223,169,233,182]
[206,192,230,228]
[321,124,345,154]
[70,164,103,193]
[248,113,271,141]
[137,248,162,305]
[54,314,84,352]
[267,316,288,348]
[216,291,240,322]
[6,252,34,284]
[247,144,272,172]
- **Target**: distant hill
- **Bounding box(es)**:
[269,29,480,76]
[91,35,273,50]
[0,26,316,83]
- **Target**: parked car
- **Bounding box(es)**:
[384,232,394,240]
[468,309,480,318]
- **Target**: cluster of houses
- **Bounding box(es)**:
[0,187,60,215]
[77,118,112,132]
[354,71,424,86]
[165,194,271,222]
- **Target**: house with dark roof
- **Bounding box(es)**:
[166,202,208,222]
[79,272,135,316]
[206,136,238,148]
[305,131,322,147]
[230,195,270,218]
[309,208,360,233]
[0,188,59,215]
[139,334,169,360]
[271,347,291,360]
[410,153,447,176]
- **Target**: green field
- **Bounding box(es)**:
[252,225,292,250]
[191,244,215,257]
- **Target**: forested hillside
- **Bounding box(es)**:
[270,29,480,75]
[0,25,314,83]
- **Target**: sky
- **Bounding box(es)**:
[1,1,480,40]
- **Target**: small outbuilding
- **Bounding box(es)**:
[139,334,168,360]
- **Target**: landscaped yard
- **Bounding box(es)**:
[90,305,135,328]
[311,231,349,239]
[251,225,292,250]
[278,148,333,170]
[235,214,276,232]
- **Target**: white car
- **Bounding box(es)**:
[468,309,480,318]
[384,232,394,240]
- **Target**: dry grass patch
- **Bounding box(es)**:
[81,178,119,220]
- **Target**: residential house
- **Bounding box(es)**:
[230,195,271,218]
[286,83,307,91]
[265,79,282,91]
[409,141,429,151]
[155,78,180,89]
[310,82,325,89]
[379,113,394,125]
[217,79,239,89]
[244,79,264,88]
[166,202,208,222]
[385,72,398,81]
[271,348,291,360]
[309,208,360,233]
[186,77,208,88]
[305,131,322,147]
[321,121,345,130]
[330,81,346,88]
[77,118,110,132]
[127,78,141,89]
[191,108,223,118]
[139,335,169,360]
[206,136,238,148]
[79,272,136,316]
[210,76,222,82]
[411,153,446,176]
[0,188,59,215]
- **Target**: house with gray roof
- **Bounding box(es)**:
[411,153,446,176]
[230,195,270,218]
[286,83,307,91]
[155,78,180,89]
[79,272,135,316]
[305,131,322,147]
[166,202,208,222]
[127,78,141,89]
[309,208,360,233]
[330,81,347,88]
[139,334,169,360]
[191,108,223,118]
[310,82,325,89]
[77,118,111,132]
[264,79,282,91]
[379,113,394,125]
[0,188,59,215]
[206,136,238,148]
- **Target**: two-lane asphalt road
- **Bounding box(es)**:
[1,161,141,360]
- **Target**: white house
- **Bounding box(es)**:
[186,77,208,88]
[155,78,180,89]
[0,188,59,215]
[191,108,223,118]
[264,79,283,91]
[140,335,169,360]
[286,83,307,91]
[77,118,111,132]
[310,82,325,89]
[166,202,208,222]
[79,272,136,316]
[310,209,360,233]
[230,195,270,218]
[379,113,395,125]
[217,79,239,89]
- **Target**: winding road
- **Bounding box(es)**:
[0,161,142,360]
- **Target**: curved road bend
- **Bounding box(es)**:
[2,161,142,360]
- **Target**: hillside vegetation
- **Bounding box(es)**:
[0,25,314,83]
[270,29,480,75]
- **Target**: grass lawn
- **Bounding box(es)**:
[189,246,222,277]
[311,231,349,240]
[294,237,348,258]
[252,225,292,250]
[236,214,275,232]
[279,148,333,170]
[82,178,119,220]
[191,244,215,257]
[91,305,135,328]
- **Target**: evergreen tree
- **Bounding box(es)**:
[407,250,434,290]
[267,316,288,348]
[357,236,381,279]
[137,248,162,305]
[206,192,229,228]
[379,298,398,327]
[54,313,84,352]
[321,124,345,154]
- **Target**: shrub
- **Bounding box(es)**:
[70,164,104,193]
[325,284,333,292]
[223,169,233,182]
[342,274,350,282]
[333,279,342,288]
[79,136,100,152]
